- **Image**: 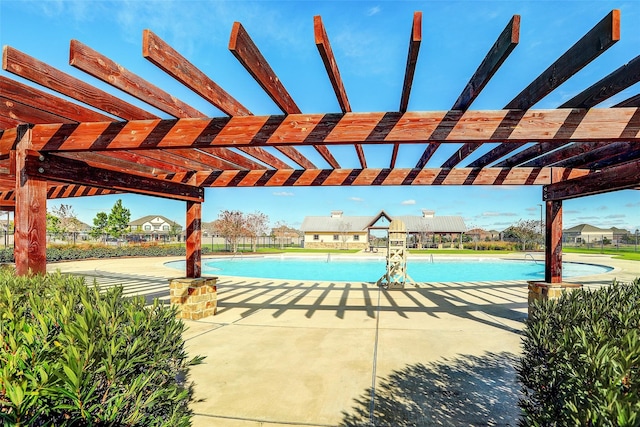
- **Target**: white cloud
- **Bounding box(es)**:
[401,199,416,205]
[273,191,294,197]
[367,6,381,16]
[481,211,517,217]
[349,197,364,202]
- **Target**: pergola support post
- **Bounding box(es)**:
[169,200,217,319]
[14,125,47,276]
[185,200,202,279]
[545,199,563,283]
[528,198,581,314]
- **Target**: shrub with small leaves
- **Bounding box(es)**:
[518,277,640,427]
[0,269,204,426]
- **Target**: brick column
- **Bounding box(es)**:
[169,277,217,320]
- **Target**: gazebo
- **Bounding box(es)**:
[0,10,638,289]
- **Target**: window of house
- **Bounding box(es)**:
[144,225,151,231]
[333,235,339,241]
[163,225,170,231]
[313,234,319,240]
[354,235,360,241]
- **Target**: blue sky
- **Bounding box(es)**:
[1,0,639,232]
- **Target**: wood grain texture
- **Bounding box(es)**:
[228,22,328,168]
[229,22,300,114]
[314,15,361,167]
[399,11,422,113]
[543,158,640,200]
[70,40,203,118]
[314,16,351,113]
[506,9,620,109]
[195,167,589,187]
[0,75,112,122]
[186,201,202,278]
[143,29,251,116]
[545,200,563,283]
[560,54,640,108]
[26,151,204,201]
[14,127,47,275]
[3,46,156,120]
[452,15,519,111]
[25,108,639,152]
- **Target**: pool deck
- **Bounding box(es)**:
[47,253,639,427]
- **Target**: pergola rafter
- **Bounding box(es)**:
[0,9,638,281]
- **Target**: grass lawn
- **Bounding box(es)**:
[562,246,640,262]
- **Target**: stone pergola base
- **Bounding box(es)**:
[527,281,582,315]
[169,277,217,320]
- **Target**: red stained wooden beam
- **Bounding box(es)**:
[452,15,519,111]
[143,29,252,117]
[186,201,202,278]
[439,15,519,168]
[70,40,203,118]
[25,151,204,202]
[195,167,588,188]
[543,158,640,200]
[392,11,422,168]
[545,200,563,283]
[399,11,422,113]
[469,10,620,168]
[560,54,640,108]
[0,75,112,122]
[3,46,156,120]
[229,22,300,114]
[0,96,76,125]
[229,22,334,168]
[314,15,351,113]
[506,9,620,109]
[23,108,640,153]
[314,15,363,168]
[14,126,47,276]
[615,93,640,107]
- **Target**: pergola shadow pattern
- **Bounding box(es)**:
[0,9,638,278]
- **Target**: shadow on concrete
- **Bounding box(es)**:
[340,352,522,427]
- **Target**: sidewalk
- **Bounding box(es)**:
[47,254,639,426]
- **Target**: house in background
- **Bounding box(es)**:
[563,224,614,245]
[300,210,467,250]
[129,215,183,242]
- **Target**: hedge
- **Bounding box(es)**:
[0,244,221,264]
[518,278,640,426]
[0,269,204,426]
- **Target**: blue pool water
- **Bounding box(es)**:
[165,256,612,282]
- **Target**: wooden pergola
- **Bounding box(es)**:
[1,10,638,282]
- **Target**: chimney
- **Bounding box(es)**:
[422,209,435,218]
[331,210,343,218]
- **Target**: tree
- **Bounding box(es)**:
[107,199,131,240]
[51,204,81,242]
[338,221,352,250]
[90,211,109,242]
[509,219,539,251]
[46,212,61,241]
[245,211,269,252]
[273,220,290,249]
[213,210,246,252]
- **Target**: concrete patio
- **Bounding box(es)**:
[48,253,639,426]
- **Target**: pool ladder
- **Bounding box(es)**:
[524,253,539,264]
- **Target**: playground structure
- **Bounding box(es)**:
[377,220,415,289]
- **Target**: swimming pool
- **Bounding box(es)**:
[165,256,612,282]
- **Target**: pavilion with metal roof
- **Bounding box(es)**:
[0,9,638,283]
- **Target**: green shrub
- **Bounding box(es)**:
[518,278,640,426]
[0,269,204,426]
